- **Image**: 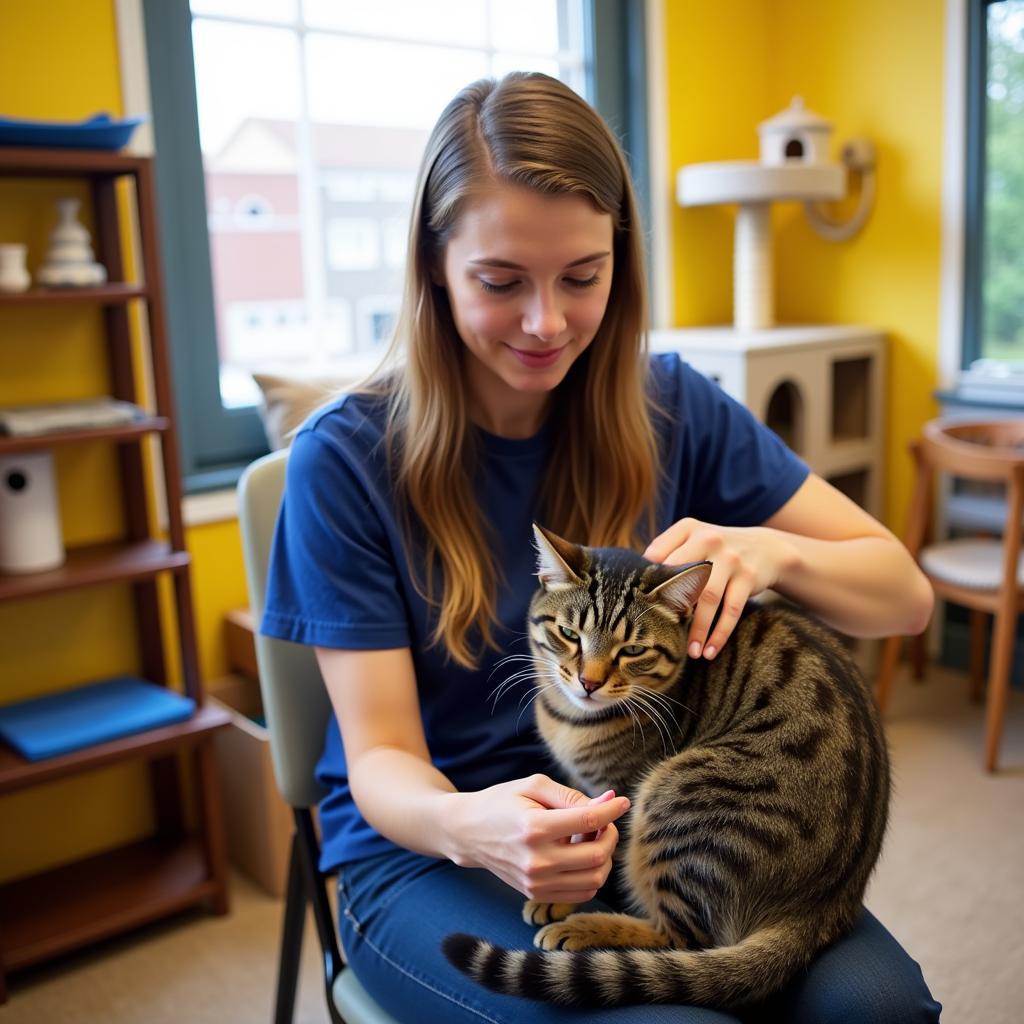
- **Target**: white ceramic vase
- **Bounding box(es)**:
[0,243,31,293]
[0,450,65,573]
[36,197,107,287]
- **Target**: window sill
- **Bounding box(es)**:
[934,386,1024,412]
[183,488,238,527]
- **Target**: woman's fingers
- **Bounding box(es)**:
[697,578,752,659]
[643,518,695,563]
[535,795,629,843]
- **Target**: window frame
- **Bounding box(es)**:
[142,0,651,493]
[961,0,990,370]
[962,0,1024,371]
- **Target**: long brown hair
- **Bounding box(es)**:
[363,72,658,668]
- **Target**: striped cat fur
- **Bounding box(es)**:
[442,524,890,1009]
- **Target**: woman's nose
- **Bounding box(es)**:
[522,290,567,343]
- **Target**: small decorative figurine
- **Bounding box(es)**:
[35,197,107,287]
[0,243,31,292]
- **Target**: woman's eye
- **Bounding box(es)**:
[566,275,600,289]
[622,644,646,656]
[559,625,580,641]
[480,279,517,294]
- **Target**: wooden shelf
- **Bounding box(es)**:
[0,702,231,796]
[0,836,217,973]
[0,145,230,1000]
[0,539,189,603]
[0,147,147,177]
[0,283,149,306]
[0,417,169,453]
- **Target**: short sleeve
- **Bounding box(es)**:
[260,427,411,650]
[672,358,810,527]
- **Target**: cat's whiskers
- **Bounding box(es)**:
[515,683,558,732]
[488,652,537,679]
[619,694,644,748]
[622,694,663,753]
[489,665,561,712]
[628,689,676,756]
[635,683,696,719]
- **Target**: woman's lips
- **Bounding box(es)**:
[507,344,565,368]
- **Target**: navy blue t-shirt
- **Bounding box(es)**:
[260,353,809,870]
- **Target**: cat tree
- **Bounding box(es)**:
[656,97,885,519]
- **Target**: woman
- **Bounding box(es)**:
[262,72,939,1023]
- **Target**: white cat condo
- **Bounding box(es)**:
[652,97,886,518]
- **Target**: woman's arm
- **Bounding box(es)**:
[316,646,629,903]
[643,473,934,659]
[762,473,933,637]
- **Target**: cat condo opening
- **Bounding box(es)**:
[832,357,873,443]
[764,379,805,454]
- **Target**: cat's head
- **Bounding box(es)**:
[528,523,711,717]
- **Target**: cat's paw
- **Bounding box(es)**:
[522,900,577,926]
[535,912,673,951]
[534,916,612,951]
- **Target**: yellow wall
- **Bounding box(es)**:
[664,0,946,528]
[0,0,948,881]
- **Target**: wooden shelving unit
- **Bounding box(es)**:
[0,146,230,1001]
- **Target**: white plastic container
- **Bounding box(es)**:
[0,450,65,573]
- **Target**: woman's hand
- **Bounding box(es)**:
[440,774,629,903]
[644,518,798,660]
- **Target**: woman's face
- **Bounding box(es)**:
[438,183,615,436]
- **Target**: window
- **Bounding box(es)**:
[143,0,649,491]
[964,0,1024,370]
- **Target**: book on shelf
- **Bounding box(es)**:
[0,397,145,436]
[0,676,196,761]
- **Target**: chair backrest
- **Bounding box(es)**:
[922,418,1024,483]
[238,449,331,809]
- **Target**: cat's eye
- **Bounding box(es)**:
[559,625,580,641]
[621,644,647,657]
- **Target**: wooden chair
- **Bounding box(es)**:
[875,418,1024,772]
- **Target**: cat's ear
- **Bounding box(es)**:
[646,561,713,617]
[532,524,586,591]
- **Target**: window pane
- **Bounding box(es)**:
[490,0,560,55]
[190,3,586,408]
[302,0,487,47]
[982,1,1024,364]
[190,0,297,24]
[192,20,301,154]
[306,34,489,129]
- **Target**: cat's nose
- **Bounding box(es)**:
[580,676,606,695]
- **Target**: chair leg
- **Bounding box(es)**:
[969,609,989,704]
[275,833,307,1024]
[909,632,927,681]
[984,608,1016,773]
[875,635,902,712]
[293,808,346,1024]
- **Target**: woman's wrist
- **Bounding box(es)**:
[433,789,476,867]
[764,525,802,590]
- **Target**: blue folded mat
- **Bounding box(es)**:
[0,676,196,761]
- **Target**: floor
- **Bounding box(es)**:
[3,663,1023,1023]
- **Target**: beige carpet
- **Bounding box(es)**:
[4,664,1023,1023]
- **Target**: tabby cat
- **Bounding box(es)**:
[442,523,890,1010]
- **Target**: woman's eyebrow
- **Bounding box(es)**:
[467,251,610,271]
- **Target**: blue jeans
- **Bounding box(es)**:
[336,847,941,1024]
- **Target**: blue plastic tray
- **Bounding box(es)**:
[0,113,145,151]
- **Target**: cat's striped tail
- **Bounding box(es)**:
[441,921,818,1009]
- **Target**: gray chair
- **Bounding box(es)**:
[238,449,399,1024]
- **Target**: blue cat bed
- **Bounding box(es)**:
[0,676,196,761]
